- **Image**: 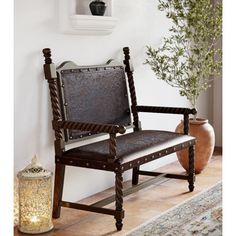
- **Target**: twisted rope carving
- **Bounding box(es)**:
[115,171,123,230]
[137,106,197,115]
[56,121,125,134]
[48,80,62,121]
[123,47,139,130]
[115,172,123,212]
[109,133,117,160]
[48,79,63,140]
[188,145,195,192]
[42,48,63,140]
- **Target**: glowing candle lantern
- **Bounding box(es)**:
[17,156,53,234]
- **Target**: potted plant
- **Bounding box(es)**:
[146,0,222,173]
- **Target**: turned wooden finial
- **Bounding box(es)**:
[42,48,52,64]
[42,48,56,80]
[123,47,131,72]
[123,47,130,59]
[123,47,129,53]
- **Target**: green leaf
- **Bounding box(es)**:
[146,0,222,105]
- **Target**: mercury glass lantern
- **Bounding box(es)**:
[17,155,53,234]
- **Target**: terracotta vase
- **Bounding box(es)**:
[175,118,215,174]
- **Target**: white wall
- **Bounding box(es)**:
[14,0,214,202]
[212,74,222,147]
[211,0,222,148]
[212,0,222,147]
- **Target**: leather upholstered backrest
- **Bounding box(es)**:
[56,61,132,141]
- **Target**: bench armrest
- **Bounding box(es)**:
[52,120,126,134]
[53,120,123,162]
[136,105,197,115]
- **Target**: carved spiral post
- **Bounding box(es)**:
[48,82,63,141]
[42,48,65,218]
[115,171,124,231]
[123,47,139,131]
[109,133,124,230]
[123,47,140,185]
[109,132,124,230]
[109,133,117,160]
[188,145,195,192]
[42,48,63,143]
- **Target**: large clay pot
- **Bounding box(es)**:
[175,118,215,174]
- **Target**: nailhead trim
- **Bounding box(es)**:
[59,142,194,172]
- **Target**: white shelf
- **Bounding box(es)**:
[70,15,118,35]
[59,0,118,35]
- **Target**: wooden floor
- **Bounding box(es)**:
[15,152,222,236]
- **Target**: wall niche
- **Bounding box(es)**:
[59,0,118,35]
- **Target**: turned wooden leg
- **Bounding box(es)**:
[53,163,65,218]
[188,145,195,192]
[132,167,139,185]
[115,171,124,231]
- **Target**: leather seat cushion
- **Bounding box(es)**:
[63,130,195,164]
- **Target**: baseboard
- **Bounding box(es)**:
[214,146,222,154]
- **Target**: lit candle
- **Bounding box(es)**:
[30,216,40,223]
[17,156,53,234]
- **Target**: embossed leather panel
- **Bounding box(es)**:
[58,66,131,140]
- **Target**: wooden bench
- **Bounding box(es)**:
[42,47,196,231]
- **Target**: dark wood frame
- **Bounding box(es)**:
[42,47,196,231]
